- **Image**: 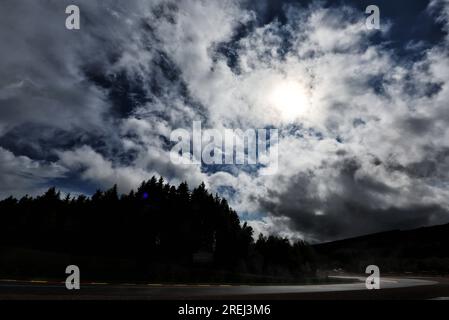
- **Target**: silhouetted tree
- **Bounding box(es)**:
[0,177,316,281]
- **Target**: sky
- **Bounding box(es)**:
[1,0,449,242]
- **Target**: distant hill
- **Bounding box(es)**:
[314,223,449,274]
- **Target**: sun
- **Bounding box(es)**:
[269,81,310,121]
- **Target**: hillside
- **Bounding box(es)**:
[314,223,449,274]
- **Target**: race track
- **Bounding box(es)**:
[0,276,448,300]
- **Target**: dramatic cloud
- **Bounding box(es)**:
[1,0,449,241]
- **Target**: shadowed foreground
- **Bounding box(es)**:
[1,276,448,300]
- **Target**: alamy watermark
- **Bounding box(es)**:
[365,265,380,290]
[65,265,80,290]
[170,121,279,175]
[65,5,80,30]
[366,5,380,30]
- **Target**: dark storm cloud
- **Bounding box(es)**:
[387,147,449,180]
[259,157,449,241]
[0,0,194,139]
[0,1,111,131]
[0,0,211,196]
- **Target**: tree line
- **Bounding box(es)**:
[0,177,316,282]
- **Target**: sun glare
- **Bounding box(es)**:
[269,81,310,122]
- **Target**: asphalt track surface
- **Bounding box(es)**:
[0,276,448,300]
